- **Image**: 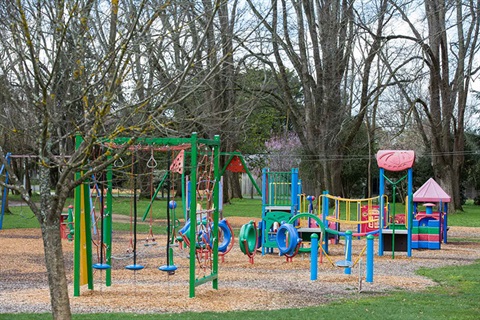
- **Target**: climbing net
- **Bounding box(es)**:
[193,146,217,277]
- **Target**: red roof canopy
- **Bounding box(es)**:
[413,178,451,203]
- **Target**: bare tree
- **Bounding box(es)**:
[384,0,480,210]
[143,0,258,201]
[0,0,231,319]
[245,0,394,196]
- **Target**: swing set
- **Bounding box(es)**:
[73,133,221,298]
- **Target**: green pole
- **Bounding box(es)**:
[141,171,169,221]
[73,176,81,296]
[239,155,261,196]
[105,157,113,286]
[83,176,93,290]
[219,154,235,176]
[391,183,396,260]
[169,247,175,265]
[73,135,82,297]
[189,133,198,298]
[212,135,220,290]
[219,152,261,196]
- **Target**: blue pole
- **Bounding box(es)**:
[443,202,448,243]
[407,168,413,257]
[310,233,319,280]
[345,230,352,275]
[187,180,191,219]
[291,168,298,216]
[0,153,12,230]
[322,191,329,254]
[378,168,385,256]
[366,234,374,283]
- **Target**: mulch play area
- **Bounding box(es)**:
[1,220,479,314]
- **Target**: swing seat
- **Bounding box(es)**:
[125,264,145,271]
[144,241,157,247]
[159,264,177,275]
[93,263,111,270]
[335,260,353,268]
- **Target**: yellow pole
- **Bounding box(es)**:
[79,184,88,286]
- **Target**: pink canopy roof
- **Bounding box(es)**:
[413,178,451,203]
[377,150,415,172]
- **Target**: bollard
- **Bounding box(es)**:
[310,233,319,280]
[366,234,374,283]
[345,230,353,275]
[365,234,375,283]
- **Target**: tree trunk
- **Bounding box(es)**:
[451,164,463,210]
[420,0,468,212]
[323,157,344,197]
[38,166,71,320]
[222,171,243,204]
[230,172,242,199]
[434,161,463,211]
[40,214,72,319]
[25,158,32,197]
[300,155,323,196]
[330,159,344,197]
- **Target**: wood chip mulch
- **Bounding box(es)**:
[0,225,479,314]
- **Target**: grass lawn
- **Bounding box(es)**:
[448,203,480,227]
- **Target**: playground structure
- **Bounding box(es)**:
[177,174,235,263]
[313,169,449,277]
[238,167,375,280]
[376,150,450,257]
[73,133,222,298]
[240,150,450,280]
[412,178,450,249]
[1,147,452,296]
[320,150,449,259]
[376,150,415,257]
[259,168,301,255]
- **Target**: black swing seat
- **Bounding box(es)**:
[144,240,157,246]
